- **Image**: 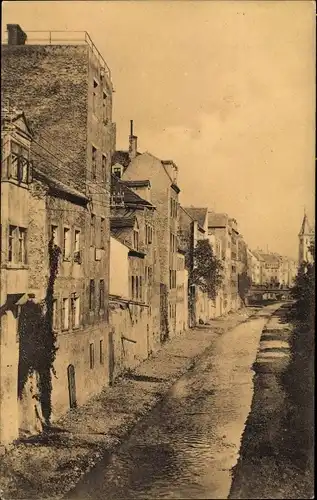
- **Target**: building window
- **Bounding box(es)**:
[8,225,16,262]
[10,141,29,183]
[102,154,107,183]
[89,280,95,311]
[99,279,105,310]
[74,230,80,253]
[131,276,135,298]
[18,227,27,263]
[100,217,105,249]
[89,343,95,369]
[92,146,97,180]
[8,225,27,264]
[139,277,142,300]
[103,92,108,124]
[136,276,139,299]
[51,225,59,246]
[146,225,153,245]
[148,267,152,285]
[52,299,58,330]
[71,296,80,328]
[90,214,95,246]
[63,227,71,260]
[93,79,98,115]
[62,298,69,331]
[133,230,139,250]
[169,270,176,289]
[100,339,104,364]
[113,166,122,179]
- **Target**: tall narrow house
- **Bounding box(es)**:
[111,123,181,341]
[0,105,34,446]
[1,25,116,428]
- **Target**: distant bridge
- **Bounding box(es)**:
[247,287,292,301]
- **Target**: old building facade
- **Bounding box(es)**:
[108,174,161,377]
[179,207,209,325]
[0,107,35,446]
[1,24,116,443]
[112,126,182,341]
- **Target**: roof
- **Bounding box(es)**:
[251,250,265,262]
[299,213,313,236]
[258,253,281,264]
[110,230,145,258]
[122,179,151,188]
[1,107,34,137]
[111,175,154,207]
[110,215,136,230]
[34,167,89,204]
[112,149,181,193]
[111,150,141,168]
[183,207,208,229]
[179,206,205,233]
[208,212,229,228]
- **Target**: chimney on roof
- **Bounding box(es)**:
[7,24,27,45]
[129,120,138,161]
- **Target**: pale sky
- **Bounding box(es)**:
[2,1,315,259]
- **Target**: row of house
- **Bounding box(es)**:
[0,23,299,449]
[247,248,297,288]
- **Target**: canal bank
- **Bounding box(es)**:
[0,306,265,500]
[229,305,314,499]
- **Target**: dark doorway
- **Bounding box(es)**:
[67,364,77,409]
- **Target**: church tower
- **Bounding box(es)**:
[298,210,314,266]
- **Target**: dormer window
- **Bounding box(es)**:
[113,166,122,179]
[9,141,31,184]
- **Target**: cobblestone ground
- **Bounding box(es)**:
[0,307,258,500]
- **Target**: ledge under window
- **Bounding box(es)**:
[4,262,29,270]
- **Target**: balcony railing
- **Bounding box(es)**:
[3,30,111,81]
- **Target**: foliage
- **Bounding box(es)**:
[288,241,315,330]
[238,271,252,302]
[188,239,224,299]
[18,240,61,425]
[283,243,314,474]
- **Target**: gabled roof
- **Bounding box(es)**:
[122,179,151,188]
[258,253,281,264]
[299,213,313,236]
[183,207,208,229]
[34,167,89,204]
[114,149,181,193]
[251,250,265,262]
[1,107,34,137]
[110,215,136,230]
[111,150,141,168]
[110,230,146,258]
[111,175,154,208]
[208,212,229,228]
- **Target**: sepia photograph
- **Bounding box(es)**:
[0,1,315,499]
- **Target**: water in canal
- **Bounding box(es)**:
[67,317,270,500]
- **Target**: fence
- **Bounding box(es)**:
[3,30,111,81]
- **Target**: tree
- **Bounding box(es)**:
[238,271,252,304]
[188,239,224,299]
[289,241,315,329]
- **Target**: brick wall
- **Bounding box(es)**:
[1,45,89,190]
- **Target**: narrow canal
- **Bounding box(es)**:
[67,306,279,500]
